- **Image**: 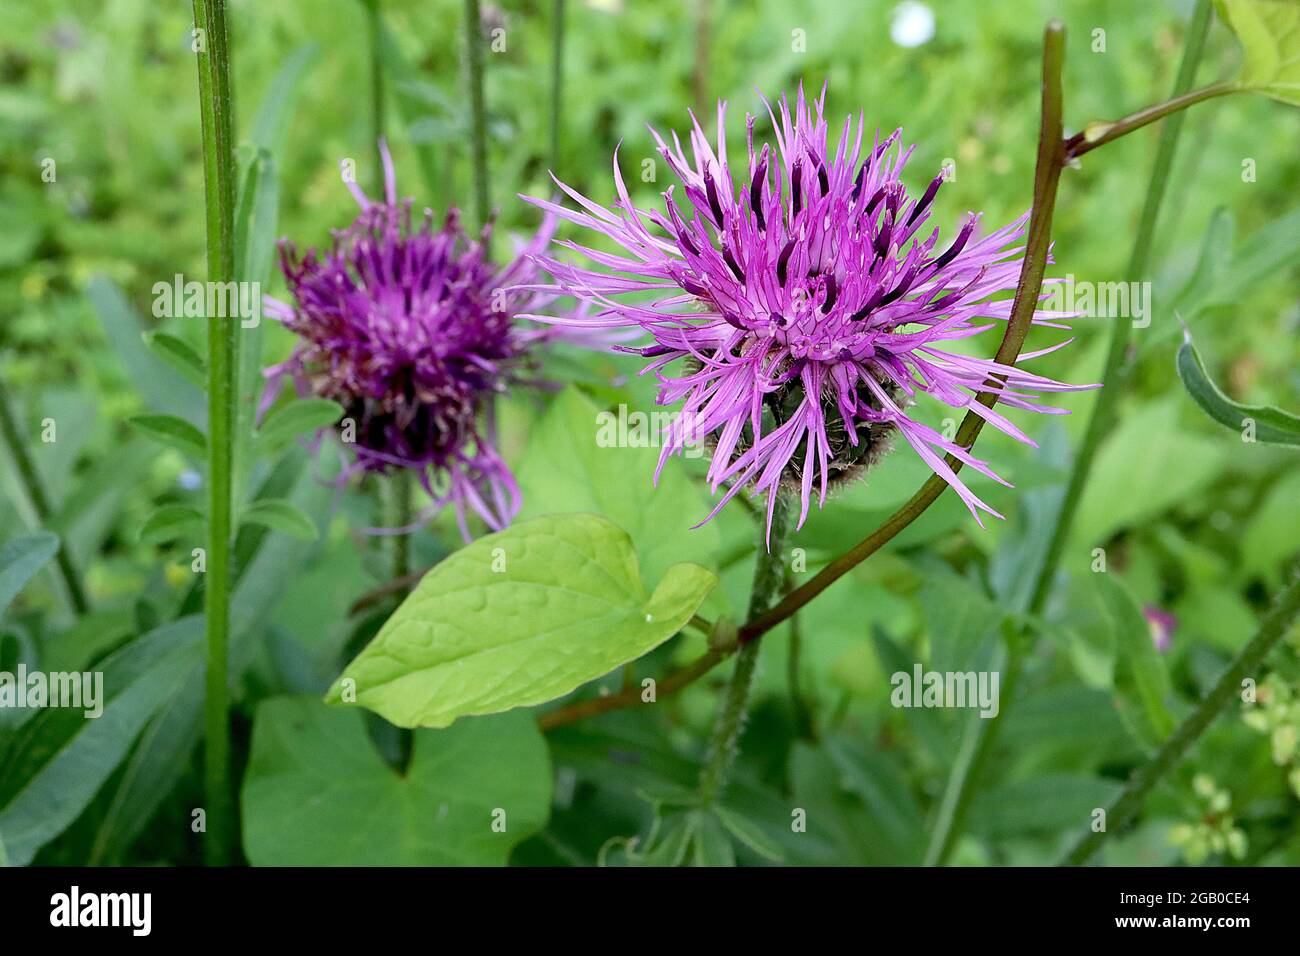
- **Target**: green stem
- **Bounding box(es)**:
[1027,0,1216,619]
[699,494,791,808]
[364,0,386,191]
[919,21,1067,866]
[192,0,237,867]
[923,639,1024,865]
[1063,82,1234,161]
[463,0,490,252]
[1062,574,1300,866]
[549,0,564,175]
[0,380,88,614]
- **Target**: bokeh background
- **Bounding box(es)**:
[2,0,1298,866]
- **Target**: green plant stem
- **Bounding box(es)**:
[919,21,1067,866]
[1062,574,1300,866]
[549,0,564,174]
[1028,0,1217,618]
[1063,82,1235,160]
[698,494,792,808]
[923,639,1025,865]
[364,0,386,189]
[0,380,88,614]
[192,0,237,867]
[463,0,490,252]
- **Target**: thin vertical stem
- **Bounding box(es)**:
[1062,574,1300,865]
[699,495,791,807]
[921,19,1066,867]
[364,0,386,194]
[0,380,88,614]
[549,0,565,175]
[192,0,237,867]
[1027,0,1215,616]
[463,0,490,254]
[692,0,710,115]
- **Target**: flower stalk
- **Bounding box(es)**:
[464,0,490,252]
[192,0,237,866]
[698,493,792,807]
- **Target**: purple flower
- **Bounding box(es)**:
[520,86,1093,540]
[1143,605,1176,653]
[265,141,569,540]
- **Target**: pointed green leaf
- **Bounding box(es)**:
[142,332,205,388]
[254,398,343,451]
[0,533,59,621]
[1177,331,1300,445]
[1095,574,1176,748]
[238,498,319,541]
[328,513,718,728]
[126,414,207,460]
[139,504,206,544]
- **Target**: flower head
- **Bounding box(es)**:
[265,141,565,539]
[1143,604,1177,653]
[522,85,1092,539]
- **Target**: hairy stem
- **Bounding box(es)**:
[1028,0,1216,616]
[1062,574,1300,866]
[192,0,237,867]
[699,494,792,807]
[0,380,89,614]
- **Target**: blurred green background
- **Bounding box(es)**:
[1,0,1298,866]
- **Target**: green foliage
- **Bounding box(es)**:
[330,513,717,728]
[1217,0,1300,104]
[242,698,550,865]
[1177,331,1300,444]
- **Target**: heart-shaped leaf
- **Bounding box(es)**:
[328,513,718,728]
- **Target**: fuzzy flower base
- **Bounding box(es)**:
[522,86,1095,540]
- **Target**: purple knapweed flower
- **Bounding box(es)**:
[264,141,575,540]
[520,86,1093,540]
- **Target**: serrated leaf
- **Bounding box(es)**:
[254,398,343,451]
[1176,331,1300,445]
[127,414,207,460]
[142,332,205,388]
[241,698,550,866]
[139,504,205,544]
[1217,0,1300,105]
[328,513,718,728]
[239,498,319,541]
[0,533,59,621]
